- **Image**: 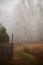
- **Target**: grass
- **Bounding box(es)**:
[0,42,43,65]
[13,43,43,65]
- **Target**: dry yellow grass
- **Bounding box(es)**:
[24,42,43,53]
[0,42,43,65]
[14,42,43,53]
[13,42,43,61]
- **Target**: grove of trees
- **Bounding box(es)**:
[0,23,9,43]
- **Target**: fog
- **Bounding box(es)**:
[0,0,43,43]
[13,0,43,43]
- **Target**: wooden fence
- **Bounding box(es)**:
[0,43,13,60]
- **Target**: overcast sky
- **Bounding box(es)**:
[0,0,19,34]
[0,0,19,13]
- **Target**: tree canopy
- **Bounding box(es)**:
[0,24,9,43]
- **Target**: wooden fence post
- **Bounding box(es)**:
[12,34,14,60]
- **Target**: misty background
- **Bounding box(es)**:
[0,0,43,43]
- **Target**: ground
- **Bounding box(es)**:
[0,42,43,65]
